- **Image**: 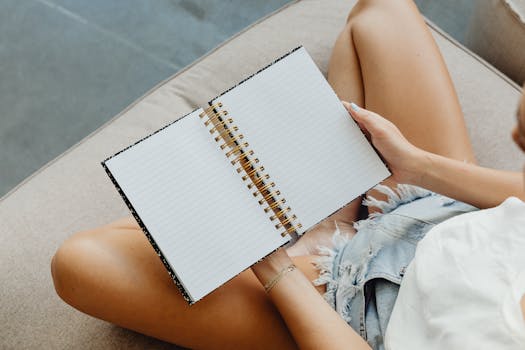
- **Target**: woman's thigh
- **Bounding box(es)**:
[329,0,476,205]
[51,217,323,350]
[349,0,475,162]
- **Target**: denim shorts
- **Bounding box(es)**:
[313,184,478,350]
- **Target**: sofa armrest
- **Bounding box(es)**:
[466,0,525,85]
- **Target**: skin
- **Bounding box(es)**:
[51,0,525,348]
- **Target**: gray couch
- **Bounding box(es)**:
[1,0,522,349]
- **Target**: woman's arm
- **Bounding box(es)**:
[414,152,523,208]
[345,102,524,208]
[251,249,371,350]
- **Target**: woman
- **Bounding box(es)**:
[51,0,525,349]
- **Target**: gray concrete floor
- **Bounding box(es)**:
[414,0,475,44]
[0,0,290,197]
[0,0,474,197]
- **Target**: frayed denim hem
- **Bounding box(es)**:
[362,183,433,218]
[312,183,433,320]
[312,224,352,316]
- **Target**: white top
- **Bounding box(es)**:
[385,197,525,350]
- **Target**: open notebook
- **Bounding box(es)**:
[102,47,390,304]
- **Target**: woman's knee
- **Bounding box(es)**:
[340,0,409,44]
[347,0,418,26]
[51,229,104,309]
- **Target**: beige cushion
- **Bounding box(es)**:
[0,1,522,349]
[466,0,525,84]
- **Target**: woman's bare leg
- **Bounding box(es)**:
[332,0,476,205]
[51,1,477,348]
[51,217,325,349]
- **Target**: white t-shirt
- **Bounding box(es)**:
[385,197,525,350]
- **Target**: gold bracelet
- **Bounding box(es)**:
[264,264,297,293]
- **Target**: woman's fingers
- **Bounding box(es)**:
[343,101,376,128]
[342,101,375,139]
[343,101,363,123]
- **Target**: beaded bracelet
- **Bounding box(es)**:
[264,263,297,293]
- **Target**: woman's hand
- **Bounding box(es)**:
[342,101,524,207]
[343,101,427,184]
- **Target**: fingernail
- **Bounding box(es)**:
[350,102,359,111]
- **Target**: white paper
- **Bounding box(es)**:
[104,109,289,302]
[214,47,391,233]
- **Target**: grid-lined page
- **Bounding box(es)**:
[104,109,289,302]
[213,48,390,233]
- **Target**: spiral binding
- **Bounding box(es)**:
[199,102,302,238]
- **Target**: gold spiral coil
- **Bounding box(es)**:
[199,102,222,118]
[220,134,244,150]
[280,223,303,237]
[258,190,281,205]
[247,173,269,189]
[214,126,239,142]
[224,142,247,157]
[270,207,291,221]
[199,101,302,238]
[235,159,256,173]
[230,150,254,165]
[210,119,233,133]
[236,158,259,173]
[205,110,228,126]
[275,215,297,229]
[225,142,249,158]
[263,198,286,213]
[242,165,264,180]
[252,182,275,197]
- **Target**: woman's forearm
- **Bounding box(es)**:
[251,249,371,350]
[412,151,524,208]
[345,103,524,208]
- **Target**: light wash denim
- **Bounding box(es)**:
[314,184,478,350]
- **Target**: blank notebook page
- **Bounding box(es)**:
[104,109,289,302]
[213,47,391,232]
